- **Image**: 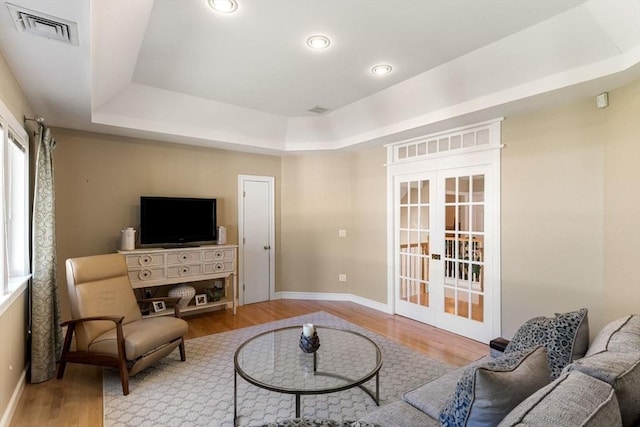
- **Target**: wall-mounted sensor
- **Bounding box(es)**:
[596,92,609,109]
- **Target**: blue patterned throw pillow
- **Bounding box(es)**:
[504,308,588,379]
[439,346,550,427]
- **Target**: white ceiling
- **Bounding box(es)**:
[0,0,639,153]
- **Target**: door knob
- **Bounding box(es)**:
[264,245,271,250]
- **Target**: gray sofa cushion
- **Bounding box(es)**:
[498,370,621,427]
[357,400,440,427]
[565,351,640,426]
[403,370,462,419]
[402,356,494,419]
[586,315,640,356]
[439,346,550,427]
[504,308,588,379]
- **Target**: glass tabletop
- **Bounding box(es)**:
[234,326,382,394]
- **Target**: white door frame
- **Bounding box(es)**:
[237,175,276,305]
[386,119,503,343]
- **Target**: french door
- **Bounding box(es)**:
[388,119,502,343]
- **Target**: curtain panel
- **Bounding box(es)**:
[30,125,62,383]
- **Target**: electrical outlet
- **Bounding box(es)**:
[338,274,347,282]
[338,229,347,237]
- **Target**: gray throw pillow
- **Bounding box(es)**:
[504,308,588,379]
[439,346,550,427]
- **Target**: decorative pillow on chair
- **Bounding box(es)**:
[504,308,588,379]
[439,346,550,427]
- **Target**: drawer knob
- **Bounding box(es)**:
[139,269,152,280]
[180,266,190,275]
[213,250,224,260]
[179,252,190,262]
[214,262,224,272]
[139,255,152,266]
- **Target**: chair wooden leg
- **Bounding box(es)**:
[57,324,76,379]
[118,356,130,395]
[179,338,186,361]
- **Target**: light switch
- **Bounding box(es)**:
[338,229,347,237]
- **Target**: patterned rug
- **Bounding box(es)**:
[103,312,453,426]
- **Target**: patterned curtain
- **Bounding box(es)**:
[30,125,62,383]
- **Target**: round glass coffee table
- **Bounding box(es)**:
[233,326,383,426]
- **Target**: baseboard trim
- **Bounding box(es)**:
[275,291,393,314]
[1,365,27,427]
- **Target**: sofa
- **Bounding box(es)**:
[358,310,640,427]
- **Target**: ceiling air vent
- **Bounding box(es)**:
[6,3,79,46]
[308,106,330,114]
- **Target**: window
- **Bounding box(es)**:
[0,99,30,300]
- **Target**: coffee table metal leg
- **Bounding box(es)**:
[234,370,238,426]
[295,394,301,418]
[375,371,380,405]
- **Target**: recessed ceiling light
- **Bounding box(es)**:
[306,35,331,50]
[208,0,238,13]
[371,64,393,76]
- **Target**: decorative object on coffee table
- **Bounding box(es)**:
[168,284,196,308]
[299,323,320,353]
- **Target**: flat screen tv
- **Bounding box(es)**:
[139,196,217,246]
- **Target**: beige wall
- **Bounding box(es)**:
[602,79,640,321]
[0,51,33,122]
[280,152,353,293]
[279,147,387,300]
[0,292,28,423]
[501,78,640,338]
[0,50,31,424]
[53,129,281,318]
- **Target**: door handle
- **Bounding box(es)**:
[264,245,271,250]
[432,254,441,260]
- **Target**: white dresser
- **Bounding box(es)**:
[118,244,237,316]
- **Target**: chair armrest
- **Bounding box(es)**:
[60,315,125,327]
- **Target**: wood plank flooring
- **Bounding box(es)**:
[10,299,487,427]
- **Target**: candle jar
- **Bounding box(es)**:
[299,330,320,353]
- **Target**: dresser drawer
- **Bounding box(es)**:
[167,251,203,265]
[203,261,234,274]
[129,267,166,283]
[125,253,164,268]
[203,248,233,262]
[167,264,203,278]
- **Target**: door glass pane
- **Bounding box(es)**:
[446,177,456,194]
[458,206,469,231]
[400,206,408,229]
[458,176,470,202]
[472,175,484,202]
[457,290,469,318]
[398,179,431,309]
[472,205,484,232]
[420,180,429,202]
[409,182,419,204]
[420,206,429,229]
[443,174,485,323]
[472,294,484,322]
[410,206,419,228]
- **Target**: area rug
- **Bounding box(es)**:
[103,312,453,426]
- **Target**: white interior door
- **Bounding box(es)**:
[387,119,502,343]
[394,166,496,342]
[238,176,274,305]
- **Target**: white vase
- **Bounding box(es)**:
[168,284,196,308]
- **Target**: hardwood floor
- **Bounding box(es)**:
[10,300,487,427]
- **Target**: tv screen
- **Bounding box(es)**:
[140,196,217,246]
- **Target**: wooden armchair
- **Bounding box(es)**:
[57,253,189,395]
